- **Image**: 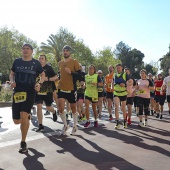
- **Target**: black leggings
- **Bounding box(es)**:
[137,97,150,115]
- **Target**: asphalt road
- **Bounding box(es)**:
[0,104,170,170]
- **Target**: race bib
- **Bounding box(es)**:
[98,87,103,92]
[14,92,27,103]
[92,97,98,102]
[37,92,47,95]
[139,89,146,94]
[108,83,111,88]
[156,87,161,91]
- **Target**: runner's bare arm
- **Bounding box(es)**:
[9,70,16,88]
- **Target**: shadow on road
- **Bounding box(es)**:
[23,148,46,170]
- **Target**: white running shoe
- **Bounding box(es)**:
[138,122,144,127]
[70,126,78,135]
[61,125,69,135]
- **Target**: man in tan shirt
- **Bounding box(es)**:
[58,45,80,135]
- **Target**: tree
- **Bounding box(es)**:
[40,27,76,63]
[144,64,156,76]
[95,47,121,75]
[114,41,145,78]
[72,40,94,67]
[0,27,36,82]
[160,52,170,77]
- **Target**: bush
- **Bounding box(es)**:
[0,86,13,102]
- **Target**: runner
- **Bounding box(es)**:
[162,68,170,115]
[114,64,130,129]
[76,64,86,122]
[124,68,136,125]
[148,73,155,115]
[105,66,114,120]
[154,74,166,119]
[84,65,102,127]
[97,70,105,118]
[35,55,58,132]
[58,45,81,135]
[136,69,154,127]
[9,44,45,153]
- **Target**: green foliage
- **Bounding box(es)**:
[0,86,13,102]
[94,47,121,75]
[114,41,145,78]
[40,27,76,62]
[144,64,156,75]
[160,52,170,77]
[0,27,37,82]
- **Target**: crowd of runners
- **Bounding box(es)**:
[7,43,170,153]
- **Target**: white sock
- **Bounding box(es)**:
[72,113,78,127]
[60,112,67,126]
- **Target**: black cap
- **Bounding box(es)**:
[62,45,72,51]
[22,44,33,50]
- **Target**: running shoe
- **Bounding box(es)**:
[70,126,78,135]
[98,114,102,118]
[160,115,163,119]
[123,121,127,128]
[94,121,98,127]
[52,111,58,122]
[138,122,144,127]
[136,112,139,117]
[44,111,50,115]
[84,121,91,128]
[36,125,44,132]
[127,118,131,125]
[61,125,69,135]
[81,114,86,121]
[156,113,159,118]
[109,115,113,121]
[19,142,28,153]
[114,123,120,129]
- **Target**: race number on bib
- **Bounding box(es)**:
[139,89,146,94]
[92,97,98,102]
[156,87,161,91]
[14,92,27,103]
[37,92,47,95]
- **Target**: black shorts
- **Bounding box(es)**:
[58,89,77,103]
[137,97,150,115]
[106,92,113,100]
[114,95,127,102]
[85,96,98,103]
[155,95,166,105]
[35,93,53,106]
[167,95,170,103]
[12,91,35,120]
[77,93,84,101]
[98,92,104,98]
[127,97,134,105]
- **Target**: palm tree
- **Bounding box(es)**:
[40,27,76,63]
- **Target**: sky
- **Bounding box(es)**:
[0,0,170,64]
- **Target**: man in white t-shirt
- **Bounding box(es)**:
[162,68,170,115]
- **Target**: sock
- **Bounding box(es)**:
[140,120,142,122]
[116,120,119,125]
[39,124,42,126]
[60,112,67,126]
[145,119,147,122]
[72,113,78,127]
